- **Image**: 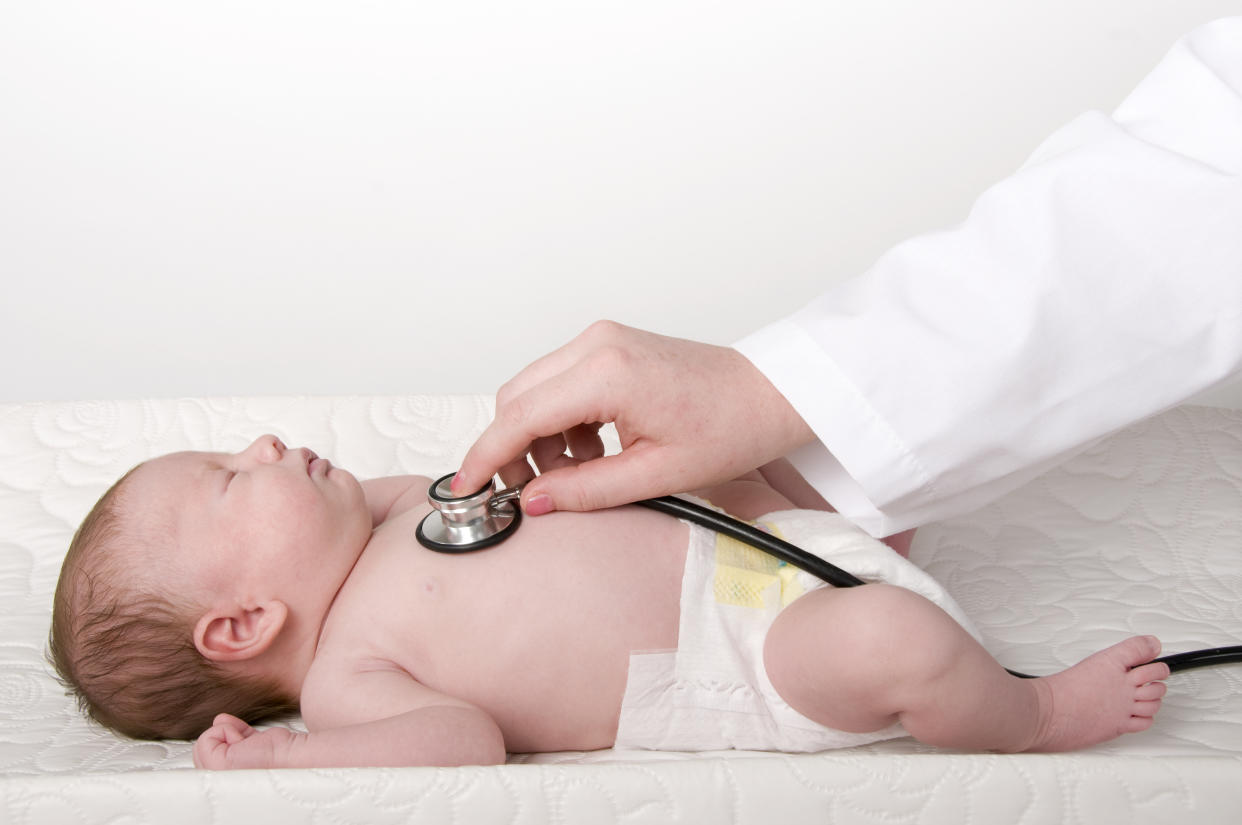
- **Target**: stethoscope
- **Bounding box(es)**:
[415,473,524,553]
[415,473,1242,676]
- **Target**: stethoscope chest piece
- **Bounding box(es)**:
[415,473,523,553]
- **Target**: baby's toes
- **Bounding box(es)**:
[1131,698,1162,719]
[1116,635,1162,665]
[1129,659,1170,686]
[1121,713,1157,734]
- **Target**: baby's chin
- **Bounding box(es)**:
[339,471,368,505]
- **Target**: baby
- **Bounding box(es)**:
[49,434,1169,768]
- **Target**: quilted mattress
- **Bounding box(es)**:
[2,396,1241,824]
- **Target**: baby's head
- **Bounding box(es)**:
[49,435,371,739]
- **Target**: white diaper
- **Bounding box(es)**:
[614,505,981,753]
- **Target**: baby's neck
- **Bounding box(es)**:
[268,542,370,698]
[236,608,328,704]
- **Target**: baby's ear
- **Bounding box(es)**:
[193,601,288,662]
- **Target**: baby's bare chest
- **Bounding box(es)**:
[317,505,691,690]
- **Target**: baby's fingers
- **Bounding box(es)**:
[212,713,255,744]
[193,723,234,769]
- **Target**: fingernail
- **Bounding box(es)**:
[525,494,555,516]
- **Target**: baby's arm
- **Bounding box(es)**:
[361,476,430,527]
[193,668,505,769]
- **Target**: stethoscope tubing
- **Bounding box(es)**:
[637,495,1242,677]
[416,477,1242,677]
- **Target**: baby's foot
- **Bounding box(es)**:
[1025,636,1169,753]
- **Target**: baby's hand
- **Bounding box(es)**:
[193,713,298,770]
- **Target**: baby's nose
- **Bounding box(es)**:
[246,433,287,462]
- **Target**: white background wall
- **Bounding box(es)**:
[2,1,1240,403]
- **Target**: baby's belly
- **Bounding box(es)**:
[380,505,691,752]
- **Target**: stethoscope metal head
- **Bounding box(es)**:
[415,473,524,553]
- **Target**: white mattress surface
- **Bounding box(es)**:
[2,396,1241,823]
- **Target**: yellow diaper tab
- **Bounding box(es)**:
[712,521,805,609]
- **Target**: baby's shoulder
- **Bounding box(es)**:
[361,474,434,525]
[299,648,413,730]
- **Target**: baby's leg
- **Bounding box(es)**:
[880,529,916,558]
[763,584,1169,752]
[689,469,798,521]
[756,459,916,557]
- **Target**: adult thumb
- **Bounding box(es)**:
[521,451,665,514]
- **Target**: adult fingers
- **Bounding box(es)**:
[462,321,633,492]
[496,455,536,490]
[530,432,577,474]
[523,425,603,478]
[456,359,617,494]
[564,422,605,462]
[499,426,600,489]
[521,444,673,513]
[493,321,622,408]
[526,435,737,512]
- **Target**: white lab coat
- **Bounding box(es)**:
[735,17,1242,538]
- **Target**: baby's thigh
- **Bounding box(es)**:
[763,584,951,733]
[690,477,795,521]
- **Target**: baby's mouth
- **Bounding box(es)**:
[308,452,333,477]
[297,447,320,475]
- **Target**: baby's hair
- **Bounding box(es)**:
[48,466,298,741]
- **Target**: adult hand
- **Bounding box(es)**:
[454,321,815,514]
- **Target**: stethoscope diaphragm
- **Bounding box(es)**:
[415,473,523,553]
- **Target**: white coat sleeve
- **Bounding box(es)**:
[735,16,1242,538]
